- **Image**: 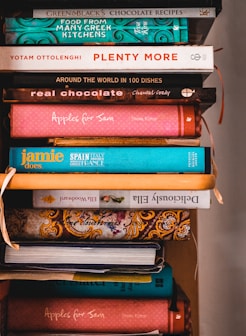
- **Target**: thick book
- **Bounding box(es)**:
[4,208,191,241]
[1,72,206,88]
[9,263,173,298]
[7,286,191,334]
[9,104,202,138]
[8,146,211,173]
[0,45,214,73]
[4,18,189,45]
[32,189,211,209]
[3,87,216,111]
[0,241,164,273]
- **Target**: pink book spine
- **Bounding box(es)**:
[7,297,185,334]
[10,104,201,138]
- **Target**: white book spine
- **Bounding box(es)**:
[0,46,214,73]
[33,189,211,209]
[33,8,216,18]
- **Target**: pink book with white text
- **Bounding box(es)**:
[10,104,201,138]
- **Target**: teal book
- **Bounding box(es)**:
[9,146,211,173]
[4,18,189,44]
[9,264,173,298]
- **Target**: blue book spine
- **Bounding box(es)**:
[9,264,173,298]
[9,146,211,173]
[4,18,189,44]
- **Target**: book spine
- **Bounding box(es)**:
[32,189,211,209]
[5,208,191,241]
[4,18,189,45]
[9,265,173,298]
[8,146,210,173]
[2,73,204,88]
[3,87,216,105]
[10,104,201,138]
[0,173,216,191]
[5,7,217,18]
[7,296,186,334]
[0,45,214,72]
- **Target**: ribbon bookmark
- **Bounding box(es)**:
[0,167,19,250]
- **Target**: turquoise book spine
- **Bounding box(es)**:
[9,146,211,173]
[9,264,173,298]
[4,17,189,44]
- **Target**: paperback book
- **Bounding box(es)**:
[1,0,223,14]
[1,72,206,88]
[4,208,191,241]
[0,45,214,73]
[8,146,211,173]
[48,136,201,147]
[0,270,152,282]
[0,241,164,273]
[9,263,173,298]
[9,104,202,138]
[4,18,189,45]
[32,189,211,209]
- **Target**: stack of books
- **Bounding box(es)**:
[0,0,223,335]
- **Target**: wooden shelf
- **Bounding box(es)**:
[0,173,216,190]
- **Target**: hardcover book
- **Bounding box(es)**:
[0,241,164,273]
[8,146,211,173]
[3,87,216,111]
[4,208,191,241]
[2,72,206,88]
[32,189,211,209]
[0,173,217,190]
[1,0,223,14]
[48,136,201,147]
[9,263,173,298]
[0,45,214,73]
[9,104,202,138]
[5,7,218,18]
[4,18,189,45]
[7,286,191,334]
[2,7,219,45]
